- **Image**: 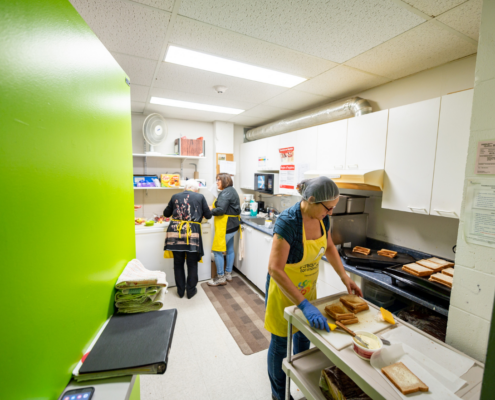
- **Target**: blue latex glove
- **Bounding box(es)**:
[298,299,330,332]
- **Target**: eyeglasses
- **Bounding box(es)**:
[320,202,335,214]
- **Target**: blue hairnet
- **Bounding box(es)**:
[296,176,339,203]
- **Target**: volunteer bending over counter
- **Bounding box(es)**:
[264,176,363,400]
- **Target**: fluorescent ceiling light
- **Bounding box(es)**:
[150,97,244,115]
[165,46,306,88]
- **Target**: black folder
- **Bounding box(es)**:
[79,309,177,377]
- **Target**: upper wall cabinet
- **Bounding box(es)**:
[240,140,258,190]
[296,126,319,169]
[346,110,389,171]
[383,98,441,214]
[257,135,280,171]
[316,120,347,171]
[430,89,473,218]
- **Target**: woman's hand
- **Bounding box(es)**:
[342,276,363,297]
[209,205,213,210]
[298,299,330,332]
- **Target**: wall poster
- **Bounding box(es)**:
[279,147,294,163]
[464,179,495,248]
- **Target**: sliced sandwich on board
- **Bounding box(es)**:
[340,294,369,313]
[429,273,454,288]
[382,362,429,395]
[416,259,445,273]
[324,302,359,325]
[402,263,434,277]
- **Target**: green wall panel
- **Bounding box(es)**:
[0,1,135,399]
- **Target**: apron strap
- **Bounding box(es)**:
[171,218,202,245]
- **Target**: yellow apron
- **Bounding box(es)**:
[211,199,242,252]
[164,219,203,263]
[264,220,327,337]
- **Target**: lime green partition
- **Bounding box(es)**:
[0,1,135,399]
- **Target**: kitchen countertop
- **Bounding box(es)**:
[241,216,450,316]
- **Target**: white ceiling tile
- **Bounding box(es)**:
[241,105,293,119]
[131,0,174,12]
[145,103,235,122]
[111,53,157,86]
[436,0,482,40]
[169,16,337,79]
[150,87,257,111]
[295,66,390,98]
[402,0,466,17]
[131,101,146,112]
[178,0,425,63]
[130,84,150,102]
[154,63,287,104]
[227,115,269,127]
[263,90,331,111]
[69,0,170,59]
[345,21,478,80]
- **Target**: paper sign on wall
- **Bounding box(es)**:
[279,164,296,194]
[219,160,236,175]
[464,179,495,248]
[475,141,495,174]
[279,147,294,163]
[258,156,267,169]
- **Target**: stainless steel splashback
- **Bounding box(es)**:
[330,214,368,248]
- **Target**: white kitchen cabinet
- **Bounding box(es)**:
[278,131,297,163]
[237,225,256,278]
[295,126,319,169]
[240,140,258,190]
[346,109,388,171]
[383,97,441,214]
[430,90,473,218]
[316,120,348,171]
[256,135,281,171]
[237,227,271,293]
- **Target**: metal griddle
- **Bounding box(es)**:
[339,247,416,269]
[382,264,451,301]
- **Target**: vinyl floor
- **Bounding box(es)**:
[140,271,307,400]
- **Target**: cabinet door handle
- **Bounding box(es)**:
[408,206,427,214]
[265,236,272,242]
[347,164,358,169]
[434,209,458,217]
[246,227,253,232]
[334,165,343,170]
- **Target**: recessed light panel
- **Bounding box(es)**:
[165,46,306,88]
[150,97,244,114]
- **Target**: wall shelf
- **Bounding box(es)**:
[132,153,204,159]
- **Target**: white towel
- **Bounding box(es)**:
[238,225,245,261]
[115,259,168,289]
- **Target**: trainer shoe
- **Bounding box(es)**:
[207,275,227,286]
[225,271,233,282]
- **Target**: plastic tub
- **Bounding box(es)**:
[352,330,383,361]
[363,280,395,305]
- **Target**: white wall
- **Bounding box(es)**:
[132,115,216,218]
[446,1,495,362]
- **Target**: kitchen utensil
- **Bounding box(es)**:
[335,321,369,348]
[189,163,199,179]
[380,337,391,345]
[257,200,265,213]
[352,330,384,361]
[339,248,416,269]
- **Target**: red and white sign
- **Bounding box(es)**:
[279,164,296,191]
[279,147,294,163]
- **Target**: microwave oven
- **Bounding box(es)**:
[254,173,280,195]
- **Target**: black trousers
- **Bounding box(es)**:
[173,251,200,298]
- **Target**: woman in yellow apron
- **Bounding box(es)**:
[208,173,242,287]
[163,180,212,299]
[265,177,362,400]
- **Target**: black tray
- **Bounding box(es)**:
[382,264,451,301]
[339,248,416,269]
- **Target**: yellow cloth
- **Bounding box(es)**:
[264,220,327,337]
[164,219,203,263]
[211,199,242,252]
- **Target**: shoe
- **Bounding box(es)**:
[225,271,233,282]
[207,275,227,286]
[187,288,197,299]
[177,291,184,298]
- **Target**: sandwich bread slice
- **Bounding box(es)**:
[429,273,453,288]
[428,257,454,268]
[324,302,355,321]
[377,249,397,258]
[382,362,429,395]
[402,263,434,277]
[340,294,369,314]
[338,317,359,325]
[442,267,454,277]
[416,259,445,273]
[353,246,371,256]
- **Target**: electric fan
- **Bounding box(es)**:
[142,113,168,155]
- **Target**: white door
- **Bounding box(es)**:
[199,224,212,281]
[296,126,319,169]
[240,141,257,190]
[257,135,281,171]
[430,90,473,219]
[253,232,273,293]
[383,97,441,214]
[346,110,388,171]
[316,120,347,171]
[237,225,255,278]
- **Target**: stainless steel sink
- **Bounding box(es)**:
[248,218,268,225]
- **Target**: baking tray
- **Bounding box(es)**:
[339,247,416,268]
[382,264,451,301]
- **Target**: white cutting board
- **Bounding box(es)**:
[294,297,393,350]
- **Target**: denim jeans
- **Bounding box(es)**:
[265,273,310,400]
[213,231,237,276]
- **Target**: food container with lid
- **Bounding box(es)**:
[352,330,383,361]
[346,195,368,214]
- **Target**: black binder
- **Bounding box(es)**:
[79,309,177,376]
